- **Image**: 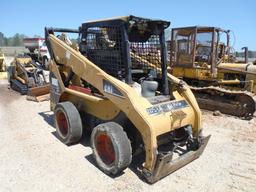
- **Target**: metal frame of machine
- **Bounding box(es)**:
[8,55,49,101]
[45,16,210,183]
[0,50,6,72]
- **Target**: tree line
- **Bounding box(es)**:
[0,32,42,47]
[235,51,256,58]
[0,32,256,58]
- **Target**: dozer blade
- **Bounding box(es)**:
[144,135,211,183]
[26,84,50,102]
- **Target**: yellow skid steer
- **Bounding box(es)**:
[8,55,49,101]
[45,16,210,183]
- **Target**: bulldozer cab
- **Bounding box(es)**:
[170,26,230,75]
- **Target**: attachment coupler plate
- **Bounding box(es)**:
[143,135,211,183]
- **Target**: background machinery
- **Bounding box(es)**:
[23,38,50,70]
[0,50,6,72]
[45,16,210,183]
[0,50,7,79]
[8,55,49,101]
[170,26,256,118]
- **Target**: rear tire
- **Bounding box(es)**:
[54,102,83,145]
[91,122,132,175]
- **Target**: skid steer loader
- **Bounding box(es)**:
[45,16,210,183]
[170,26,256,118]
[8,55,50,101]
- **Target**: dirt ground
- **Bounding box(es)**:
[0,58,255,191]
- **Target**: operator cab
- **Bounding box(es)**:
[79,16,170,97]
[170,26,231,74]
[46,16,171,100]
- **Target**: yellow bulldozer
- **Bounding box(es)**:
[8,55,50,101]
[0,50,6,71]
[45,16,210,183]
[0,50,7,79]
[170,26,256,118]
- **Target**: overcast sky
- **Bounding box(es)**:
[2,0,256,50]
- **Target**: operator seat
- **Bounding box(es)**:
[141,80,158,97]
[141,69,158,98]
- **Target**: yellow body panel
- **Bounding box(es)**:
[0,72,7,79]
[217,63,256,93]
[218,63,249,70]
[173,67,212,80]
[0,52,6,72]
[11,57,36,84]
[173,62,256,94]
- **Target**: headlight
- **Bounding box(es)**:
[103,80,124,98]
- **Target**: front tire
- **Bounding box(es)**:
[91,122,132,175]
[54,102,83,145]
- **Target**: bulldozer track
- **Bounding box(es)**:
[190,86,256,119]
